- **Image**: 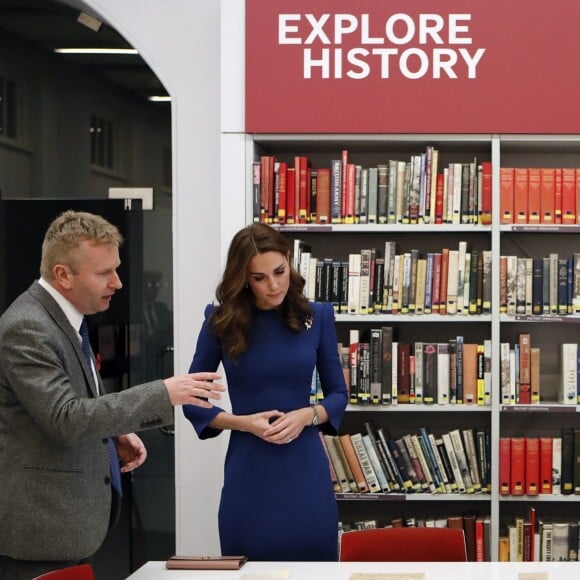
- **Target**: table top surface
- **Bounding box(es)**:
[125,560,577,580]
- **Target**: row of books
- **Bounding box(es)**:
[501,509,580,562]
[339,330,492,406]
[500,335,580,405]
[294,240,493,316]
[499,431,580,496]
[254,149,492,226]
[339,512,489,562]
[321,421,491,496]
[500,166,580,225]
[499,253,580,316]
[500,333,538,406]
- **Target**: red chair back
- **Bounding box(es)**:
[340,527,468,562]
[33,563,95,580]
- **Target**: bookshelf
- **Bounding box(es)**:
[245,133,580,561]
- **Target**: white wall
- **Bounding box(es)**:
[85,0,241,555]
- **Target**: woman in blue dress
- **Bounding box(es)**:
[183,223,348,561]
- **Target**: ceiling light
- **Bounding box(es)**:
[54,48,139,55]
[148,96,172,102]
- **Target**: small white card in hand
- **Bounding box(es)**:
[518,573,548,580]
[241,569,291,580]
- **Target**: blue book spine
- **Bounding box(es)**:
[424,252,434,314]
[330,159,342,223]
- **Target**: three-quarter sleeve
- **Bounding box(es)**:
[315,302,348,433]
[182,304,225,439]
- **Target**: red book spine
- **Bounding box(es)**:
[294,156,309,224]
[499,437,511,495]
[554,167,562,224]
[431,253,442,313]
[500,167,514,224]
[480,161,492,225]
[527,506,536,562]
[343,163,356,224]
[540,167,555,224]
[341,150,348,222]
[513,168,529,224]
[475,518,485,562]
[285,168,296,224]
[525,437,540,495]
[510,437,526,495]
[276,162,287,225]
[561,168,576,225]
[439,248,449,315]
[540,437,553,494]
[528,168,541,224]
[576,168,580,223]
[266,155,276,223]
[434,173,445,224]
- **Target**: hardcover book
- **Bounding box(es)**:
[562,167,576,224]
[525,437,540,495]
[375,427,405,491]
[449,428,475,493]
[367,166,378,224]
[323,434,351,493]
[540,167,556,224]
[376,163,388,224]
[362,421,398,491]
[369,328,382,405]
[514,167,529,224]
[539,436,553,494]
[315,168,331,224]
[518,333,531,405]
[362,433,390,492]
[527,168,541,224]
[350,432,381,494]
[441,432,466,494]
[500,167,514,224]
[462,343,478,405]
[480,161,492,225]
[499,437,511,495]
[397,342,411,404]
[338,435,369,493]
[510,437,526,496]
[332,435,358,493]
[560,343,578,404]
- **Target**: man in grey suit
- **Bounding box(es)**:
[0,210,224,580]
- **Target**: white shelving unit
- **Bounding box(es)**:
[245,133,580,561]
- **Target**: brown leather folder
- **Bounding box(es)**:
[166,555,247,570]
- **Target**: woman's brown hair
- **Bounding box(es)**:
[211,223,311,359]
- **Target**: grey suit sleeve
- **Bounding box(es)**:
[0,314,173,444]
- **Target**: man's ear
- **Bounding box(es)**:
[53,264,73,291]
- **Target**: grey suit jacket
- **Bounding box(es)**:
[0,282,174,561]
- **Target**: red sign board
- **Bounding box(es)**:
[246,0,580,133]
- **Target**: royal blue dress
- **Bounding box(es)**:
[183,301,348,561]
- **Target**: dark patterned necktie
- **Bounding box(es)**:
[80,318,123,496]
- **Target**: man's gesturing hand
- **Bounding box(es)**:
[164,372,224,407]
